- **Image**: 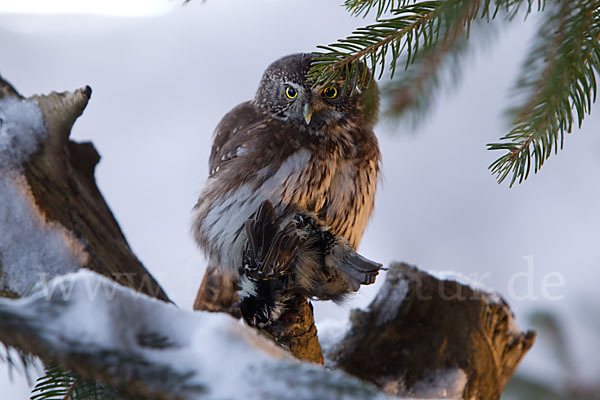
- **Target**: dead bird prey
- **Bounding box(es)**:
[238,200,381,327]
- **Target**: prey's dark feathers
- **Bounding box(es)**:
[243,202,300,280]
[238,200,381,327]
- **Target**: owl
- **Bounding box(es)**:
[192,53,381,325]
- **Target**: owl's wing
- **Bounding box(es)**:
[195,102,270,316]
[208,101,266,177]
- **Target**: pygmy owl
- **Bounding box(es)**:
[192,53,381,324]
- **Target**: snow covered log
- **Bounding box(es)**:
[0,75,169,302]
[327,263,536,399]
[0,270,389,400]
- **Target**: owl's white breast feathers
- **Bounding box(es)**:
[196,149,312,271]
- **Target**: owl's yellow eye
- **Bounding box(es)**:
[285,86,298,99]
[322,87,338,99]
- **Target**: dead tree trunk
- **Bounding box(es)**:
[0,75,169,302]
[0,76,534,399]
[328,263,536,399]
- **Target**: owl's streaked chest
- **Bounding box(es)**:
[277,148,378,249]
[195,147,377,269]
[311,157,378,249]
[275,150,375,242]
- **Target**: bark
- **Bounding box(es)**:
[262,297,324,364]
[0,75,169,302]
[0,76,534,399]
[194,267,324,364]
[328,263,536,399]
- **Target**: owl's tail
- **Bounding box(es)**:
[193,265,241,318]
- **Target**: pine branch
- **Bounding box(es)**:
[30,364,75,400]
[337,0,499,121]
[384,36,470,124]
[308,0,534,90]
[313,0,600,187]
[488,0,600,185]
[383,2,484,121]
[309,1,441,89]
[344,0,412,17]
[1,345,36,386]
[30,364,121,400]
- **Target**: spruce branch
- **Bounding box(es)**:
[309,1,442,89]
[383,2,482,121]
[488,0,600,185]
[308,0,523,93]
[312,0,600,186]
[30,364,121,400]
[344,0,412,17]
[187,0,596,185]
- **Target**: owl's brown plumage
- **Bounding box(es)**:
[192,53,381,318]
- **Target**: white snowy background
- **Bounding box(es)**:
[1,0,599,397]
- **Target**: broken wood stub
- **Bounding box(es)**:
[329,263,536,399]
[0,76,170,302]
[262,297,324,364]
[194,267,324,364]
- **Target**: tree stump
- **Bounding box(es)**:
[0,75,169,302]
[329,263,536,399]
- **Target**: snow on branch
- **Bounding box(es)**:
[0,270,389,400]
[0,84,83,298]
[0,74,169,302]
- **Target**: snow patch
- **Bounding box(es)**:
[1,270,390,400]
[410,368,467,399]
[0,97,46,171]
[370,278,410,325]
[0,96,88,295]
[0,176,86,295]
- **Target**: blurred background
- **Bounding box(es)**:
[0,0,599,398]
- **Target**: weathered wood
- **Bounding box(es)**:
[194,268,324,364]
[0,76,169,302]
[262,297,324,364]
[328,263,536,399]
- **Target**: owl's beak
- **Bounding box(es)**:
[303,103,313,125]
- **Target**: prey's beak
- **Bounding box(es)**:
[303,103,313,125]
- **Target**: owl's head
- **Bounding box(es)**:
[254,53,379,133]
